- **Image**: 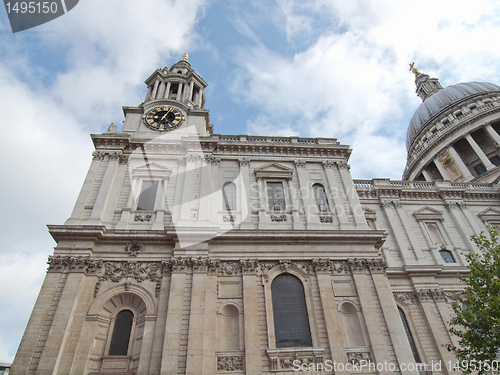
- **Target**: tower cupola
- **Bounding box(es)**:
[144,54,207,109]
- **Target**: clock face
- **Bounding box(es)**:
[144,106,185,131]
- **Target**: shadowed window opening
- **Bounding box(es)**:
[108,310,133,356]
[271,274,312,348]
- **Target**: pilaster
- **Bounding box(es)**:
[323,160,351,228]
[241,260,262,375]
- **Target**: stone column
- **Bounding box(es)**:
[239,158,253,229]
[313,260,349,374]
[151,80,160,99]
[185,261,209,374]
[433,156,452,180]
[444,200,479,253]
[335,160,367,227]
[416,290,456,374]
[447,145,474,180]
[368,263,418,374]
[89,152,121,225]
[164,82,171,99]
[178,155,197,224]
[295,160,316,229]
[392,200,426,262]
[380,200,417,265]
[198,155,212,223]
[465,134,495,170]
[202,267,218,374]
[161,264,188,374]
[241,260,262,375]
[172,157,187,225]
[484,123,500,148]
[350,264,395,375]
[157,81,166,99]
[36,271,87,375]
[149,273,171,374]
[136,315,157,375]
[421,168,433,182]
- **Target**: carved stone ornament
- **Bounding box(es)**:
[267,348,324,372]
[335,160,350,170]
[393,291,417,304]
[134,214,152,222]
[240,259,259,274]
[223,214,235,222]
[280,353,315,369]
[93,260,164,298]
[319,216,333,223]
[348,258,387,273]
[445,200,467,209]
[238,157,250,167]
[124,242,144,257]
[294,159,306,168]
[417,288,446,302]
[322,160,335,169]
[270,214,287,222]
[347,351,371,365]
[217,356,244,371]
[219,261,240,276]
[92,150,106,160]
[48,255,102,275]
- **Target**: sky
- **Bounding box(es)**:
[1,0,500,363]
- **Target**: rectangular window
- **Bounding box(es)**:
[267,182,285,211]
[136,180,158,211]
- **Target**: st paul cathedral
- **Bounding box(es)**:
[11,57,500,374]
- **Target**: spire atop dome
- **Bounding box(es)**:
[183,53,189,61]
[409,64,443,102]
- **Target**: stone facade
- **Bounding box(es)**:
[11,59,500,375]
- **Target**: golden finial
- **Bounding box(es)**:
[409,62,420,76]
[183,53,189,61]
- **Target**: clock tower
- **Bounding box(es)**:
[123,54,212,138]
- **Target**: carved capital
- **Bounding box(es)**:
[294,159,306,168]
[322,160,335,169]
[335,159,350,170]
[238,157,250,167]
[92,150,106,160]
[48,255,102,275]
[240,259,258,274]
[312,258,332,273]
[394,291,417,304]
[347,258,386,273]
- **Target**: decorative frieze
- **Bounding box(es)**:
[47,255,102,275]
[267,348,324,372]
[394,291,417,304]
[134,214,152,222]
[240,259,258,274]
[347,258,387,273]
[347,351,371,365]
[94,260,164,298]
[417,288,446,302]
[270,214,287,222]
[217,356,244,371]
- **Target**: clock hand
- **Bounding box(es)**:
[160,108,173,121]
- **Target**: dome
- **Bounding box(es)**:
[406,82,500,151]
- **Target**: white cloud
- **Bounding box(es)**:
[232,0,500,179]
[0,0,207,362]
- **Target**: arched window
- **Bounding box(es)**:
[108,309,134,356]
[271,274,312,348]
[313,184,330,213]
[440,250,456,263]
[222,182,236,211]
[398,307,421,363]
